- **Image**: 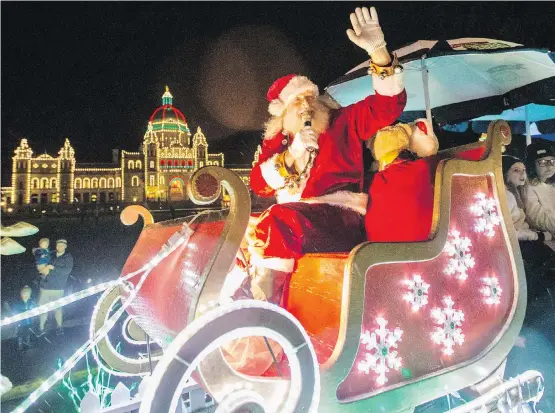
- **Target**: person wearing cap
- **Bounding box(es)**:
[524,142,555,235]
[37,238,74,337]
[236,6,406,305]
[502,155,552,241]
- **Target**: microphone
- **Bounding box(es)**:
[301,110,312,128]
[301,110,317,153]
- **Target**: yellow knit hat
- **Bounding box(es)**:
[372,123,412,170]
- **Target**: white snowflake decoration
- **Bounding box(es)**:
[444,230,475,281]
[481,276,502,305]
[431,296,465,356]
[470,192,501,237]
[358,317,403,386]
[403,274,430,312]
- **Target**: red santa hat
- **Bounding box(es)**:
[267,74,319,117]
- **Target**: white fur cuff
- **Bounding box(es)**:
[301,191,369,215]
[259,154,286,190]
[249,252,295,273]
[372,72,404,97]
[410,119,439,157]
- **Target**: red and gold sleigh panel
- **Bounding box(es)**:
[119,166,251,348]
[318,120,525,412]
[120,215,226,345]
[338,173,515,400]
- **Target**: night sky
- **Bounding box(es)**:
[2,2,554,184]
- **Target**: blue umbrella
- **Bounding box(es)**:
[441,104,555,144]
[325,38,555,126]
[471,104,555,144]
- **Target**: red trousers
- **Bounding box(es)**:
[247,202,365,271]
[226,202,365,376]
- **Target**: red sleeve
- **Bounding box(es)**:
[249,133,286,197]
[345,89,407,142]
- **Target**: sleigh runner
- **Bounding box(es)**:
[92,120,543,412]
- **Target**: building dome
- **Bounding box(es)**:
[148,86,191,134]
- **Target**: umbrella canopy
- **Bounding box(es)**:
[325,38,555,124]
[441,103,555,143]
[471,103,555,122]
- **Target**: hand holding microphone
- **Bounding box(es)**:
[290,128,318,159]
[286,100,318,172]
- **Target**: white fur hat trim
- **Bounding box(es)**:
[268,76,319,116]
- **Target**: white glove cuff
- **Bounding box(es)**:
[364,27,387,54]
[289,133,307,159]
[288,145,305,160]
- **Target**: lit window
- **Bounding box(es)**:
[149,175,155,186]
[75,178,82,189]
[50,178,57,189]
[83,178,91,189]
[136,160,142,169]
[40,178,49,189]
[150,161,154,168]
[91,178,98,188]
[116,177,121,187]
[132,176,139,187]
[128,160,135,169]
[107,178,115,188]
[99,178,107,188]
[31,178,39,189]
[159,176,165,185]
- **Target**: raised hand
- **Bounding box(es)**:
[346,6,386,55]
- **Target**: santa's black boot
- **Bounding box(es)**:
[251,267,290,306]
[231,275,255,301]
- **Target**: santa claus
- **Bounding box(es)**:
[233,6,407,305]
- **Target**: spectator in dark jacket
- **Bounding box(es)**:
[13,285,36,350]
[37,239,74,336]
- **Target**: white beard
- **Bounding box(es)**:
[283,98,331,137]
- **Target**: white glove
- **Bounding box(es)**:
[346,6,386,54]
[289,129,319,160]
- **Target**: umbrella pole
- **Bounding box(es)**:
[421,55,433,126]
[525,105,531,146]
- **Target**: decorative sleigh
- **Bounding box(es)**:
[93,120,544,413]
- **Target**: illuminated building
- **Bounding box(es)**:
[1,87,253,208]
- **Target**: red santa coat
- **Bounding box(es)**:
[250,81,407,214]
